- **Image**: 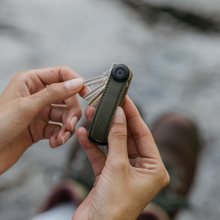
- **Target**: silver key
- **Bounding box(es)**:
[83,74,109,87]
[83,82,107,102]
[89,92,103,107]
[83,63,118,106]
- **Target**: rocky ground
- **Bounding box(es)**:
[1,0,220,219]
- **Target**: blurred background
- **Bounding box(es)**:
[1,0,220,219]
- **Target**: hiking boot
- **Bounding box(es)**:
[150,113,200,219]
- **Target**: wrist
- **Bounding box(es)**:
[89,204,140,220]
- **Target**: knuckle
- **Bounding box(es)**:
[163,170,170,186]
[157,165,170,188]
[17,71,25,77]
[61,65,71,71]
[58,66,72,81]
[110,159,129,171]
[117,160,129,171]
[109,126,127,140]
[13,71,25,81]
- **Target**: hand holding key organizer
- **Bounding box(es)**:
[83,63,133,145]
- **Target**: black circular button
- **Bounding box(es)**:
[112,64,129,82]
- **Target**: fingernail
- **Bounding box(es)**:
[64,78,83,91]
[71,116,78,131]
[62,131,72,145]
[113,107,125,124]
[53,139,60,148]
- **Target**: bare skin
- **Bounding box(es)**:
[0,66,88,174]
[0,68,169,219]
[73,97,170,220]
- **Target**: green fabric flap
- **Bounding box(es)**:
[88,67,132,145]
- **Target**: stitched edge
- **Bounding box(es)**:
[89,75,113,138]
[90,72,131,142]
[89,76,127,141]
[103,80,127,140]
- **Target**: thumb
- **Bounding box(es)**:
[25,78,83,113]
[108,107,128,161]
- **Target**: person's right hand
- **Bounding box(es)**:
[0,66,88,174]
[73,97,170,220]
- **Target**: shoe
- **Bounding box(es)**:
[40,180,88,213]
[150,113,200,219]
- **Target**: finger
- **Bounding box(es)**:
[31,66,83,84]
[24,78,83,116]
[123,96,161,159]
[84,106,96,124]
[108,107,128,161]
[26,66,89,97]
[44,123,62,139]
[43,123,62,148]
[50,104,80,132]
[50,105,67,124]
[127,125,139,158]
[63,93,82,131]
[57,125,72,146]
[49,133,60,149]
[80,86,90,98]
[43,123,72,148]
[77,127,106,177]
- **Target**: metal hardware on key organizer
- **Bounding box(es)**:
[83,63,118,107]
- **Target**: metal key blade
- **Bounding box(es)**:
[83,62,118,107]
[83,83,106,101]
[83,75,108,87]
[89,92,103,107]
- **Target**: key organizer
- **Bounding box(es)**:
[83,63,133,145]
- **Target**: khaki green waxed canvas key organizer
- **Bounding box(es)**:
[83,63,133,145]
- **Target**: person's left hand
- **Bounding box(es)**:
[0,66,88,174]
[73,97,169,220]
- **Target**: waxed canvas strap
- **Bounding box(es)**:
[88,64,133,145]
